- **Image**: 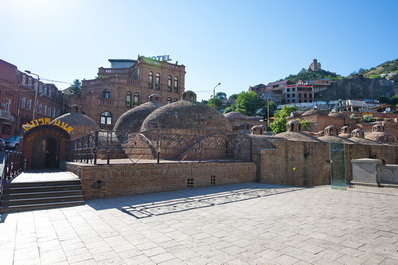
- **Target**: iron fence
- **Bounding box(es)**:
[69,130,253,164]
[0,151,25,199]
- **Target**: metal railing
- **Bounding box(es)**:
[0,151,25,199]
[69,130,253,165]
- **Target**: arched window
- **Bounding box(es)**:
[167,75,172,92]
[100,111,112,125]
[103,89,110,99]
[167,97,172,104]
[174,77,179,93]
[148,72,153,88]
[126,92,132,107]
[134,93,140,106]
[155,73,160,90]
[173,98,178,102]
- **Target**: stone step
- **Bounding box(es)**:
[5,180,81,188]
[3,184,82,193]
[1,195,84,206]
[0,201,85,214]
[2,190,83,200]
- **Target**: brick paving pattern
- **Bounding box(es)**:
[1,183,398,264]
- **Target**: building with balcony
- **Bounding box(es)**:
[284,84,314,104]
[0,59,63,138]
[69,56,186,130]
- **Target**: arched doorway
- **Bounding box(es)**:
[31,136,59,169]
[22,124,71,170]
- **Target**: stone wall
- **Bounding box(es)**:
[66,162,256,199]
[260,138,398,186]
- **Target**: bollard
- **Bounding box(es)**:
[107,151,110,165]
[199,151,202,163]
[157,152,160,164]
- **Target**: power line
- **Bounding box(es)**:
[40,77,73,85]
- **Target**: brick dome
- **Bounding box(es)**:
[52,106,99,140]
[114,100,162,142]
[224,111,248,120]
[141,100,232,133]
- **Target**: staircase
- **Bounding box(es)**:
[0,180,85,213]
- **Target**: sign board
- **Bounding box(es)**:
[146,55,172,61]
[22,118,74,134]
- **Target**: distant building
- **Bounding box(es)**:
[308,59,321,71]
[284,84,313,104]
[0,59,63,138]
[69,56,186,130]
[248,83,266,98]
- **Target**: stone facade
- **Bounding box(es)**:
[66,162,256,199]
[69,56,186,130]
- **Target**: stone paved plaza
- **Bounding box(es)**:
[1,183,398,265]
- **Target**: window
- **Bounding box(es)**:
[20,97,26,108]
[174,98,178,102]
[167,97,172,104]
[304,94,307,98]
[22,75,26,85]
[292,93,295,98]
[100,111,112,125]
[174,77,178,93]
[292,87,295,92]
[155,73,160,90]
[52,107,56,118]
[103,89,110,99]
[126,92,132,107]
[148,72,153,88]
[299,93,302,98]
[2,124,11,135]
[48,106,52,116]
[38,103,42,113]
[4,99,11,112]
[48,87,52,97]
[309,94,312,98]
[287,88,290,92]
[133,93,140,106]
[167,75,172,92]
[26,99,32,110]
[43,105,47,115]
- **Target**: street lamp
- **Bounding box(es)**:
[213,82,221,98]
[25,70,39,120]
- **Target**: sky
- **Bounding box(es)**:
[1,0,398,101]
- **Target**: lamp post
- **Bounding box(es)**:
[213,82,221,98]
[25,70,39,120]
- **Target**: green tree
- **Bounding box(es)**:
[300,120,312,131]
[236,91,265,116]
[215,92,227,100]
[229,94,238,100]
[224,105,237,114]
[207,97,223,110]
[68,79,82,97]
[270,105,299,134]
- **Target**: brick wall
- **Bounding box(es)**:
[260,138,398,186]
[65,162,256,199]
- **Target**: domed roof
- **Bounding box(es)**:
[318,135,355,144]
[302,109,321,116]
[52,112,99,140]
[275,131,322,142]
[224,111,248,120]
[349,137,380,145]
[365,132,397,144]
[328,112,345,118]
[141,100,232,132]
[114,101,162,141]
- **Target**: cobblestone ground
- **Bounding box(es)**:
[1,183,398,265]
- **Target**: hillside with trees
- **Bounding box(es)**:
[282,68,343,83]
[354,58,398,78]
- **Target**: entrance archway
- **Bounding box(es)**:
[22,125,70,170]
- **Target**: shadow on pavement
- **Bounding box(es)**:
[86,183,308,219]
